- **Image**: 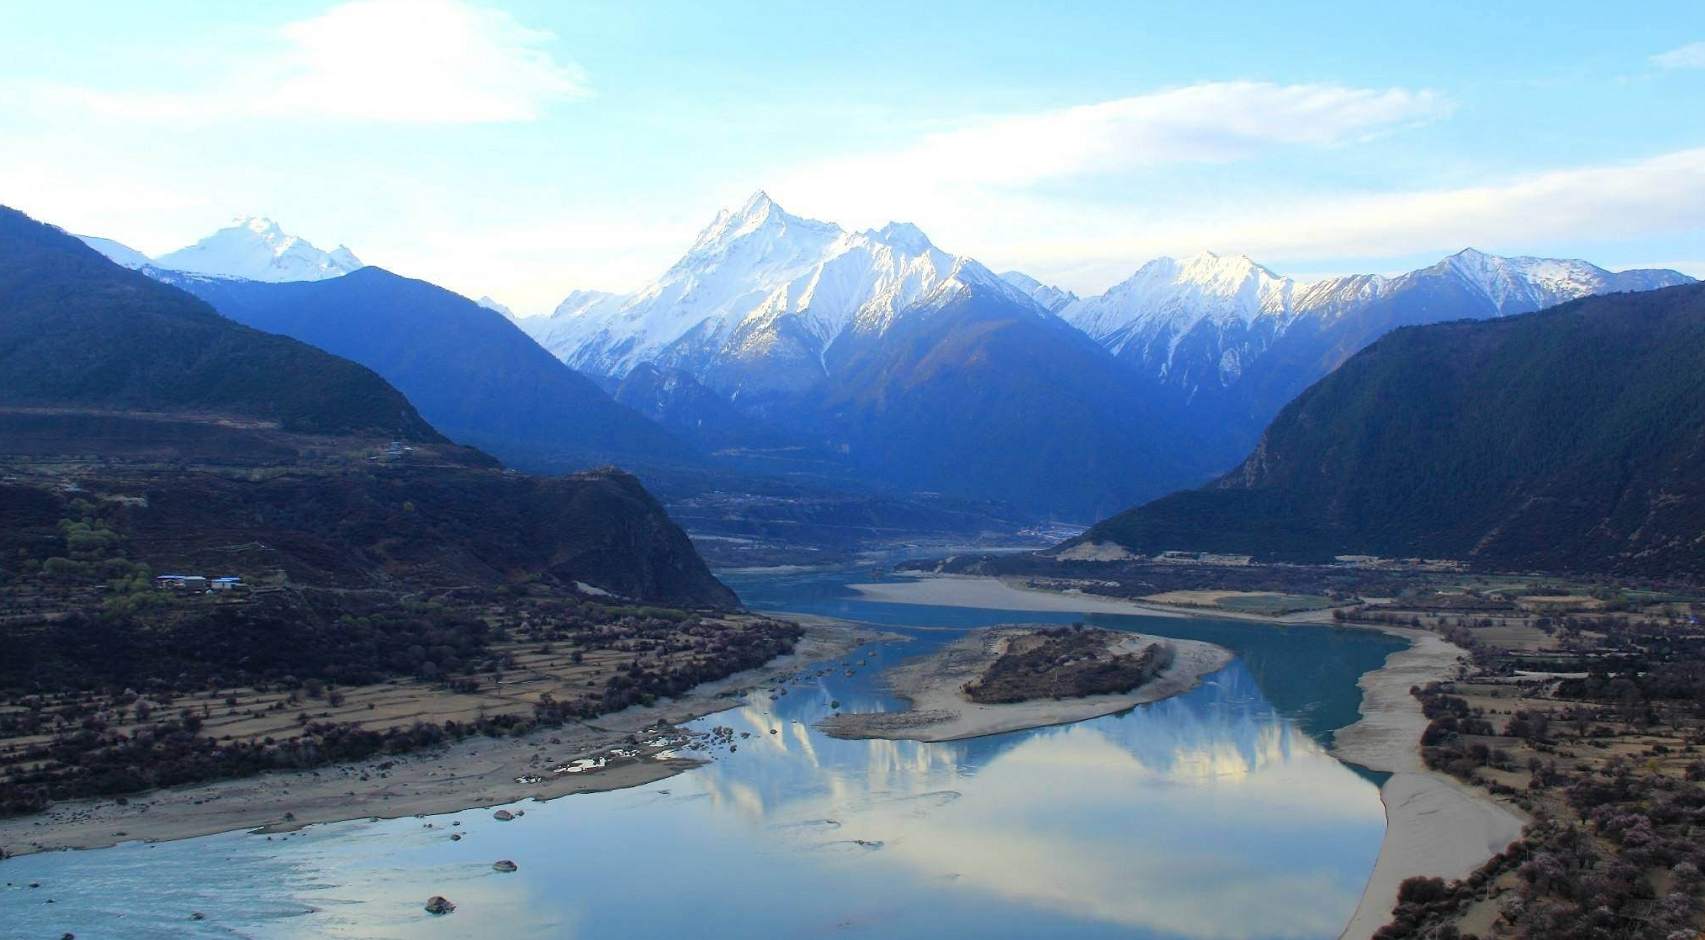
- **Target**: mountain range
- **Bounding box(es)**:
[519,192,1692,517]
[1042,247,1692,436]
[1070,282,1705,578]
[72,196,1696,523]
[521,193,1237,516]
[79,217,363,282]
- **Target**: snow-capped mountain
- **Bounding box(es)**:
[523,192,1010,397]
[523,192,1214,516]
[1057,251,1296,390]
[151,217,364,282]
[1027,247,1693,408]
[998,271,1077,313]
[1402,248,1683,313]
[476,295,516,320]
[76,234,151,270]
[76,218,365,283]
[520,193,1692,518]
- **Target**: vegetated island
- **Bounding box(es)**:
[818,624,1232,742]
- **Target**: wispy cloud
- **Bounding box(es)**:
[780,82,1449,197]
[1006,147,1705,291]
[1652,41,1705,69]
[38,0,586,123]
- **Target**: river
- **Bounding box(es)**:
[0,566,1403,940]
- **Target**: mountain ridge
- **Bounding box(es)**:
[78,217,364,283]
[1,206,437,441]
[1072,282,1705,578]
[163,266,695,474]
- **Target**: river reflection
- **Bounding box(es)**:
[0,570,1393,940]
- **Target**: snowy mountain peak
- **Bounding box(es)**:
[683,191,841,263]
[76,234,151,270]
[524,193,991,386]
[328,245,362,270]
[867,221,933,254]
[1063,250,1296,354]
[1427,247,1689,313]
[235,216,285,237]
[152,218,364,283]
[476,296,516,320]
[999,271,1079,314]
[738,189,778,216]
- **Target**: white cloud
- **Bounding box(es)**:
[40,0,586,123]
[779,82,1448,199]
[1000,147,1705,292]
[1652,41,1705,69]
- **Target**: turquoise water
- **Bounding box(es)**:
[0,567,1402,940]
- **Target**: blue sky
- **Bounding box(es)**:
[2,0,1702,313]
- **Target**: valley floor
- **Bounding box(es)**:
[0,617,888,858]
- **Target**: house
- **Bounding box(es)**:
[156,574,209,590]
[210,576,243,591]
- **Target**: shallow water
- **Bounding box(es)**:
[0,567,1403,940]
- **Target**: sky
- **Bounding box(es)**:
[1,0,1703,315]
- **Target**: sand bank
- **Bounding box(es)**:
[851,573,1346,624]
[1333,628,1527,940]
[0,617,887,858]
[818,626,1232,742]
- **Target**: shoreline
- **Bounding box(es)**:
[0,615,889,859]
[817,626,1233,742]
[847,573,1525,938]
[1330,627,1528,940]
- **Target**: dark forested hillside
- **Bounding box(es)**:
[169,267,692,472]
[1077,283,1705,578]
[0,466,736,607]
[0,207,441,441]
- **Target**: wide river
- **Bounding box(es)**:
[2,566,1403,940]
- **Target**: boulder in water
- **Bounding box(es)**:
[492,860,518,872]
[492,809,515,821]
[425,895,456,915]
